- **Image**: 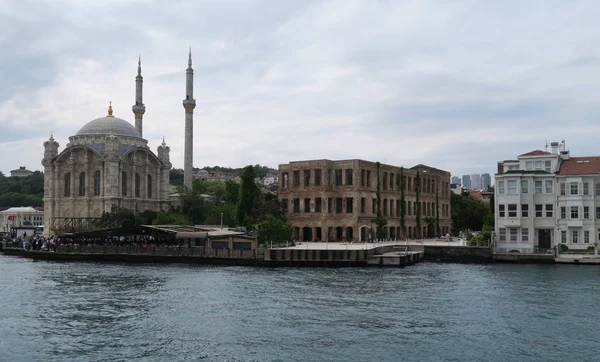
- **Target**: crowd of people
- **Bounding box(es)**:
[3,234,60,251]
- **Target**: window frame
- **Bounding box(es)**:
[535,204,543,217]
[570,206,579,219]
[521,204,529,217]
[545,204,553,218]
[499,228,506,242]
[544,180,553,194]
[507,180,518,194]
[508,204,517,218]
[521,228,529,242]
[570,182,579,195]
[534,180,543,194]
[521,180,529,194]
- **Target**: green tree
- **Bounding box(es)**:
[256,216,293,245]
[179,186,208,224]
[423,216,436,238]
[169,168,184,185]
[450,192,490,235]
[101,207,140,228]
[153,211,191,225]
[415,170,421,238]
[400,167,406,237]
[372,162,387,239]
[435,190,440,236]
[205,202,236,226]
[223,180,240,204]
[237,165,261,227]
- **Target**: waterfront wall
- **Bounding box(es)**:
[264,244,425,267]
[423,245,492,263]
[1,247,259,266]
[494,253,554,264]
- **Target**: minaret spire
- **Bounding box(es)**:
[132,55,146,136]
[183,48,196,189]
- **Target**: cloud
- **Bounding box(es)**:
[1,0,600,180]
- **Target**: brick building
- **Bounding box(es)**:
[278,159,451,242]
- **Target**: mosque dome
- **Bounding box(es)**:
[75,103,141,138]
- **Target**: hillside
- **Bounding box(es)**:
[0,171,44,207]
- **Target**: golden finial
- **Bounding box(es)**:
[107,101,114,117]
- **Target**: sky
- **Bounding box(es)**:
[2,0,600,179]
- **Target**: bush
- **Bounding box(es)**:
[468,235,482,246]
[587,245,595,253]
[557,244,569,252]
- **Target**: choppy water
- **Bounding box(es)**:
[0,255,599,362]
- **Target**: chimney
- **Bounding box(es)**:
[497,162,504,174]
[550,142,559,154]
[560,150,570,160]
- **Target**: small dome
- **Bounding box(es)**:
[76,116,141,138]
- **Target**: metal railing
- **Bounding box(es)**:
[19,244,257,260]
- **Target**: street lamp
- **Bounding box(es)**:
[220,213,223,229]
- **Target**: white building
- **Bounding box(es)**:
[10,166,34,177]
[0,207,44,232]
[260,175,278,186]
[495,141,599,253]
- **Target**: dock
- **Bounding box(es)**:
[264,241,424,267]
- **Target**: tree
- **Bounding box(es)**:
[372,162,387,239]
[435,190,440,236]
[424,216,436,238]
[237,165,261,227]
[205,202,236,226]
[450,193,490,235]
[153,211,191,225]
[179,185,208,224]
[415,170,421,238]
[101,207,140,228]
[223,180,240,205]
[400,167,406,237]
[169,168,184,185]
[256,216,293,245]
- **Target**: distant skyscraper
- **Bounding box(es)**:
[451,176,461,186]
[462,175,471,189]
[481,173,491,190]
[471,174,482,189]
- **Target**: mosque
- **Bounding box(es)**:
[41,52,197,236]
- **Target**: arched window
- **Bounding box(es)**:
[64,172,71,197]
[94,171,101,196]
[78,172,86,196]
[147,175,153,199]
[122,171,128,197]
[135,173,141,197]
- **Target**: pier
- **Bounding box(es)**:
[264,241,424,267]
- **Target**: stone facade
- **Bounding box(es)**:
[41,117,172,236]
[278,159,451,242]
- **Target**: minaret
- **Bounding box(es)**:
[182,48,196,189]
[132,56,146,136]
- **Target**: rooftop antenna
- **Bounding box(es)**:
[545,140,548,152]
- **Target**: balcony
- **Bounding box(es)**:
[566,219,584,227]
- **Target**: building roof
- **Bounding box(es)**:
[469,190,483,200]
[558,157,600,175]
[502,170,552,175]
[10,166,33,172]
[519,150,552,157]
[0,207,43,214]
[76,116,141,138]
